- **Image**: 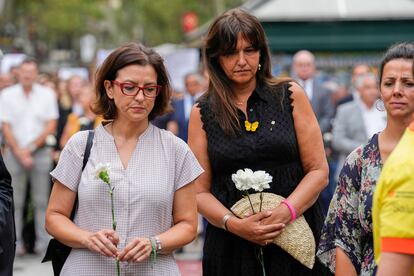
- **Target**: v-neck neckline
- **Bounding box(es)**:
[100,123,152,171]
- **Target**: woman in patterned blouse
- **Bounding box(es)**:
[317,42,414,275]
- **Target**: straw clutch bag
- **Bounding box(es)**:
[230,192,315,269]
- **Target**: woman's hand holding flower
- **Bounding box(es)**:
[227,210,285,246]
[83,229,120,258]
[118,237,152,263]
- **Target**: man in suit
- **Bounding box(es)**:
[332,72,386,180]
[170,72,205,142]
[0,151,15,276]
[292,50,334,134]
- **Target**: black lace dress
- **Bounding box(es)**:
[198,82,331,276]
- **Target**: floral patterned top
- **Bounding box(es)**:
[317,134,383,276]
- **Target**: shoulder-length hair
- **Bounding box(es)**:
[93,42,172,121]
[203,8,287,136]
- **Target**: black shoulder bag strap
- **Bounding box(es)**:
[69,129,94,220]
[42,129,95,269]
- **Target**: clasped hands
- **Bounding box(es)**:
[83,230,152,263]
[229,204,291,246]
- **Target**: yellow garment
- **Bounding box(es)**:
[373,127,414,275]
[66,113,103,138]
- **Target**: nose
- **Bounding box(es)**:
[237,51,247,66]
[134,89,145,101]
[392,81,402,95]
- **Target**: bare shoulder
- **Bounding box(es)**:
[287,81,307,100]
[189,103,203,126]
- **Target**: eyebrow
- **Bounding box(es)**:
[121,80,157,85]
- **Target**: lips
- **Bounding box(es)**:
[129,106,146,112]
[389,102,407,108]
[234,69,250,74]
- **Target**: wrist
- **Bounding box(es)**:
[280,199,297,222]
[150,236,162,253]
[221,212,234,231]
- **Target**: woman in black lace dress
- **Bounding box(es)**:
[188,9,331,276]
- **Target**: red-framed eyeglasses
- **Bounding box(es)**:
[111,80,161,98]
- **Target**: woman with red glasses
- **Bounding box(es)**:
[45,43,203,275]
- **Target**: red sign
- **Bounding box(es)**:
[182,11,198,33]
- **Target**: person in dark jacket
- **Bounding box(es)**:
[0,151,15,276]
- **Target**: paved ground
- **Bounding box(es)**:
[13,237,203,276]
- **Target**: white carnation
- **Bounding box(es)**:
[250,170,272,192]
[94,163,111,179]
[232,168,272,192]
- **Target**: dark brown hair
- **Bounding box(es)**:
[203,8,287,136]
[379,42,414,84]
[93,42,172,120]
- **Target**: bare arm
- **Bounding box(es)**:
[158,181,198,252]
[288,82,329,213]
[335,247,357,276]
[2,122,32,168]
[118,180,199,262]
[2,122,21,154]
[45,180,119,258]
[262,82,329,225]
[187,105,284,246]
[376,252,414,276]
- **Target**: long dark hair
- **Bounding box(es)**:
[203,8,288,136]
[93,42,172,120]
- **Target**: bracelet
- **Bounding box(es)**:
[281,199,297,222]
[221,212,233,231]
[154,236,162,252]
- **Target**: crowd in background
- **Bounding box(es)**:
[0,48,390,257]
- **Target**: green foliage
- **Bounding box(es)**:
[11,0,244,50]
[15,0,103,37]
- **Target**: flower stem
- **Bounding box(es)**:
[116,260,120,276]
[259,192,263,212]
[110,187,117,231]
[246,193,255,214]
[259,247,266,276]
[109,184,120,276]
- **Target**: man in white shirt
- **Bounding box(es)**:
[332,73,386,179]
[0,58,58,255]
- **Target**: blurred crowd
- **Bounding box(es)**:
[0,48,387,256]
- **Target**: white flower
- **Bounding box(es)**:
[250,170,272,192]
[232,168,272,192]
[232,168,254,191]
[94,163,111,180]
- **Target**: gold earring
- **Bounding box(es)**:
[258,64,262,71]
